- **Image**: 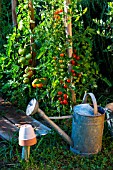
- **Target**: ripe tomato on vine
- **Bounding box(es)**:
[58,91,63,95]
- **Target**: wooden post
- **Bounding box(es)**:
[11,0,17,27]
[64,0,73,58]
[28,1,36,67]
[64,0,76,104]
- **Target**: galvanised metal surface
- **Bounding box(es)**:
[70,93,105,155]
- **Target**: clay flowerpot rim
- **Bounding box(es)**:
[19,137,37,146]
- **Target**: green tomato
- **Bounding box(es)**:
[25,53,32,60]
[18,48,25,55]
[53,63,56,66]
[23,78,29,84]
[25,60,29,66]
[18,57,26,64]
[25,66,33,74]
[59,69,64,72]
[60,64,65,68]
[23,74,27,78]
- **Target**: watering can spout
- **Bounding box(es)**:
[26,98,73,147]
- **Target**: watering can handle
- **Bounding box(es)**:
[82,93,98,115]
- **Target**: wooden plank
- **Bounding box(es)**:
[4,110,51,136]
[0,98,51,139]
[5,110,34,124]
[0,116,18,141]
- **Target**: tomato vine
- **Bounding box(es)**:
[0,0,112,116]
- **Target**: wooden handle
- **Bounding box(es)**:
[37,108,73,147]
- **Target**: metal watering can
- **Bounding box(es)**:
[26,93,105,155]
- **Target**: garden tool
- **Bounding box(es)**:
[26,93,106,155]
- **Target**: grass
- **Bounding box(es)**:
[0,118,113,170]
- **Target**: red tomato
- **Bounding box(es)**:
[63,99,68,105]
[63,94,68,99]
[58,91,62,95]
[72,53,77,59]
[76,56,80,60]
[66,79,71,83]
[58,97,62,101]
[63,84,68,88]
[71,69,75,73]
[54,9,63,15]
[37,83,43,88]
[60,53,64,57]
[71,60,76,65]
[60,101,63,104]
[59,9,63,13]
[72,73,76,76]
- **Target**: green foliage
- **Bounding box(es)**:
[80,0,113,87]
[0,0,112,115]
[0,0,32,108]
[30,0,100,114]
[0,0,12,53]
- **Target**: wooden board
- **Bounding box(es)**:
[0,99,51,141]
[0,116,18,141]
[4,111,51,136]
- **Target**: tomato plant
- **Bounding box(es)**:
[1,0,110,116]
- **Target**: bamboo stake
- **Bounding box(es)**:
[28,1,36,67]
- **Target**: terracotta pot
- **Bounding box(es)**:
[19,124,37,146]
